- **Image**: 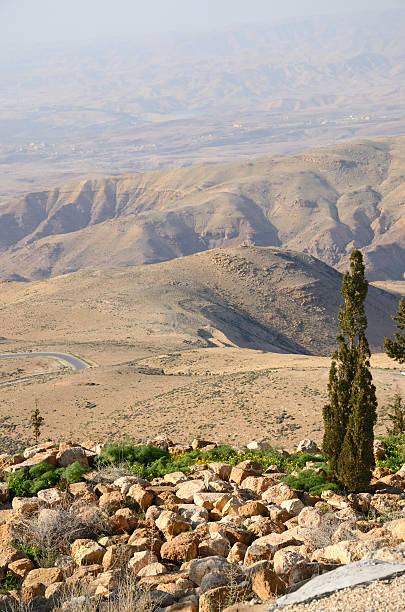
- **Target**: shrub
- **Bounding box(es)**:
[13,507,112,568]
[95,441,326,481]
[0,570,20,594]
[287,452,326,470]
[283,469,339,495]
[6,461,89,499]
[62,461,88,483]
[98,443,168,466]
[385,393,405,436]
[376,435,405,472]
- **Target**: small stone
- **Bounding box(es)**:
[296,440,320,454]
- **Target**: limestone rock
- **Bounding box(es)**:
[199,532,231,558]
[176,480,205,504]
[296,440,320,454]
[208,462,232,481]
[238,501,268,518]
[128,551,158,576]
[8,558,35,578]
[199,584,252,612]
[160,532,200,563]
[250,561,286,599]
[56,447,89,468]
[21,568,63,602]
[164,472,188,485]
[155,510,191,540]
[12,496,42,516]
[37,487,64,506]
[189,556,236,586]
[71,540,106,566]
[230,461,263,486]
[262,483,297,505]
[280,498,304,516]
[127,484,154,510]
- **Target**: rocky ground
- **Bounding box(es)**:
[0,438,404,611]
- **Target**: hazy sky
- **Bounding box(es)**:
[2,0,404,42]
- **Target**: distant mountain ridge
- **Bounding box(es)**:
[0,136,404,281]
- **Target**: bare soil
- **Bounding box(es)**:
[0,347,403,455]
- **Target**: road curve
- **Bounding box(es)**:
[0,352,89,371]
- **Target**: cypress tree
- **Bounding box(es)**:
[322,249,377,490]
[384,297,405,364]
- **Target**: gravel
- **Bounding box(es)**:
[278,575,405,612]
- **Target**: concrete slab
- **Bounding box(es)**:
[269,559,405,609]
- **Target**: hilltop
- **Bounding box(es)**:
[0,246,397,357]
[0,136,404,282]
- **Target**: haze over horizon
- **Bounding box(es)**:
[2,0,405,43]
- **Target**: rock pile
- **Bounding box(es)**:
[0,439,404,611]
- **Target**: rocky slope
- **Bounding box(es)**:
[0,438,404,611]
[0,246,398,356]
[0,137,404,281]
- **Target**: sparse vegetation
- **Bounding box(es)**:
[0,570,21,595]
[282,469,339,496]
[30,398,44,443]
[96,442,324,481]
[375,434,405,473]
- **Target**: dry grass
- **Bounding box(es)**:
[11,505,112,568]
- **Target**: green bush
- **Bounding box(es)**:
[287,452,326,470]
[98,443,169,466]
[282,469,339,496]
[376,435,405,472]
[6,460,89,499]
[0,570,20,594]
[62,461,88,483]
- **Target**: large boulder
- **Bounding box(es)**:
[71,539,106,566]
[21,568,63,602]
[176,480,205,504]
[189,556,237,586]
[160,532,200,563]
[56,446,89,468]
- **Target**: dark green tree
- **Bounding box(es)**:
[322,249,377,490]
[384,298,405,364]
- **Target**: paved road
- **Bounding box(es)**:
[0,352,89,371]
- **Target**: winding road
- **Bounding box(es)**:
[0,351,90,377]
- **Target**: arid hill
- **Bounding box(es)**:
[0,246,397,357]
[0,136,404,281]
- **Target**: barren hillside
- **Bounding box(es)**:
[0,246,397,357]
[0,136,404,281]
